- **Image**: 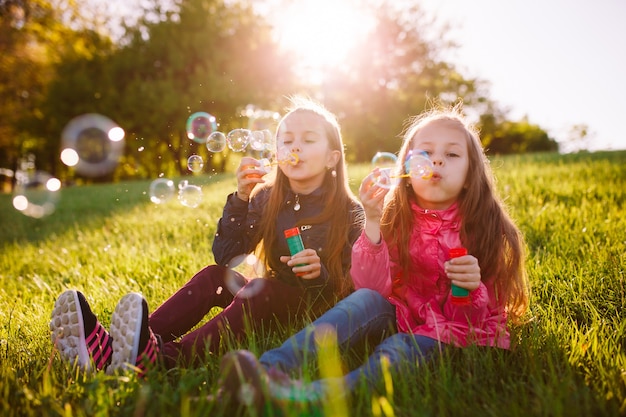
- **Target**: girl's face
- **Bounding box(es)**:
[276,111,340,194]
[408,123,469,210]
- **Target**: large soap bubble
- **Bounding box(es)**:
[60,113,125,178]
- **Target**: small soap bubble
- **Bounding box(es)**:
[225,254,266,298]
[187,155,204,173]
[178,182,202,208]
[258,158,273,175]
[227,129,251,152]
[206,131,227,153]
[371,151,398,169]
[249,130,273,151]
[276,146,299,165]
[186,112,217,144]
[149,178,175,204]
[370,152,400,189]
[12,171,61,218]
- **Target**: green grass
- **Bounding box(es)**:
[1,151,625,416]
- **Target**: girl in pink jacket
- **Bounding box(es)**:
[216,105,530,412]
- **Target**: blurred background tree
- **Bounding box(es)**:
[0,0,559,187]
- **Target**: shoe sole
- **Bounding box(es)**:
[108,292,144,374]
[50,290,91,370]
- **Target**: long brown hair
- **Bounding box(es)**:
[252,96,361,298]
[381,104,530,322]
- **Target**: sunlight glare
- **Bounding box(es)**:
[272,0,375,83]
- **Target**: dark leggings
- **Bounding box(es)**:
[148,265,330,367]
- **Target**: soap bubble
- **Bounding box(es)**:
[187,155,204,173]
[186,112,217,144]
[370,152,400,189]
[371,152,398,169]
[405,150,434,179]
[249,130,273,151]
[206,131,227,153]
[227,129,251,152]
[224,253,267,299]
[12,171,61,218]
[277,146,299,165]
[178,180,202,208]
[149,178,175,204]
[60,113,125,177]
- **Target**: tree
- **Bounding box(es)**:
[479,114,558,154]
[0,0,60,179]
[39,0,297,180]
[318,1,485,162]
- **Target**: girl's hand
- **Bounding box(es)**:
[236,157,265,201]
[359,169,389,244]
[444,254,482,291]
[280,248,321,280]
[359,168,389,223]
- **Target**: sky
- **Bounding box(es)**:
[417,0,626,152]
[96,0,626,152]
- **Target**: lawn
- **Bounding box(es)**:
[0,151,624,416]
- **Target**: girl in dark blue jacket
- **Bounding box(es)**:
[50,96,363,374]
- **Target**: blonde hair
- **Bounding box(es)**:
[252,96,360,298]
[381,104,530,322]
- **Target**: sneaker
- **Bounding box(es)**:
[108,292,160,376]
[49,290,113,371]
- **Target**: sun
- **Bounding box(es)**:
[268,0,375,84]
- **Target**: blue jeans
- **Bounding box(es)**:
[259,288,440,395]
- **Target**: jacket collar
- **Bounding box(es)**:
[411,200,460,234]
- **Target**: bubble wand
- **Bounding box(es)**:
[370,150,434,188]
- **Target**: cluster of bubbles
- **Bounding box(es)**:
[148,177,203,208]
[369,150,434,189]
[185,112,274,155]
[182,111,299,178]
[12,113,127,218]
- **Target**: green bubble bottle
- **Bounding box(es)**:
[449,247,471,306]
[284,227,306,276]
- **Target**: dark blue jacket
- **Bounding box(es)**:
[213,185,363,293]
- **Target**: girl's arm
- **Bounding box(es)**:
[212,191,262,266]
[350,173,393,295]
[213,157,266,265]
[351,231,393,296]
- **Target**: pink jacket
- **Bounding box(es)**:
[351,201,510,349]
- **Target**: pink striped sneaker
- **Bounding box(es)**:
[108,293,161,377]
[49,290,112,371]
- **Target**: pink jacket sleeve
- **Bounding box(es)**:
[350,231,393,297]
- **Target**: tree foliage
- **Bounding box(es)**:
[0,0,557,186]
